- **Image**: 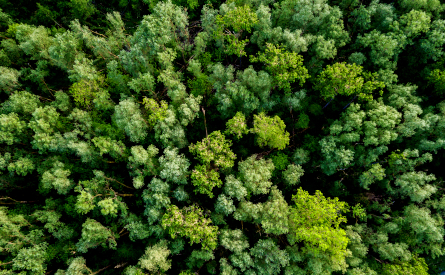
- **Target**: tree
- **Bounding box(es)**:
[289,188,349,267]
[113,99,149,143]
[238,155,275,195]
[158,147,190,185]
[382,255,429,275]
[249,238,289,275]
[76,218,117,253]
[189,130,236,169]
[225,112,249,139]
[213,4,258,56]
[138,240,171,273]
[11,242,48,274]
[0,67,20,93]
[258,186,290,235]
[250,43,309,93]
[41,161,73,194]
[189,131,236,196]
[54,257,94,275]
[251,112,290,150]
[154,108,188,149]
[209,64,274,118]
[2,0,445,273]
[162,205,218,250]
[128,145,159,189]
[282,164,304,186]
[315,62,384,101]
[219,229,249,254]
[0,112,27,145]
[272,0,349,60]
[190,164,222,198]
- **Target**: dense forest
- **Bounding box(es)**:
[1,0,445,274]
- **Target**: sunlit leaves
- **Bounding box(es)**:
[225,111,248,139]
[250,43,309,93]
[76,218,117,253]
[162,205,218,250]
[191,164,222,198]
[315,62,384,101]
[238,155,274,195]
[289,188,349,265]
[189,131,236,169]
[252,112,290,150]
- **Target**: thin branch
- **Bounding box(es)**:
[0,197,40,204]
[113,262,128,269]
[202,107,209,140]
[91,264,112,275]
[117,193,134,197]
[90,29,108,38]
[104,176,135,190]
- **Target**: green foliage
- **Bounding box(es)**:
[0,112,27,145]
[191,164,222,198]
[162,204,218,250]
[351,203,366,222]
[0,90,40,114]
[315,62,384,101]
[359,163,386,189]
[70,0,97,21]
[289,188,349,266]
[291,148,310,165]
[74,170,129,217]
[219,229,249,253]
[283,164,304,186]
[250,43,309,93]
[224,174,247,201]
[273,0,349,59]
[356,30,401,69]
[54,257,94,275]
[41,161,73,194]
[128,145,159,188]
[138,240,171,273]
[238,155,274,195]
[159,146,190,185]
[189,130,236,169]
[269,151,289,171]
[69,78,104,109]
[252,112,290,150]
[250,238,289,275]
[209,63,274,118]
[113,99,149,143]
[129,73,155,95]
[1,0,445,273]
[154,108,188,148]
[215,194,235,215]
[92,136,127,161]
[0,66,20,93]
[428,68,445,95]
[214,4,258,56]
[295,112,310,129]
[186,249,215,269]
[225,111,249,139]
[319,136,354,176]
[142,98,168,127]
[399,0,443,13]
[76,218,117,253]
[382,255,429,275]
[12,242,48,274]
[259,186,290,235]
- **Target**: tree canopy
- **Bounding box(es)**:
[1,0,445,274]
